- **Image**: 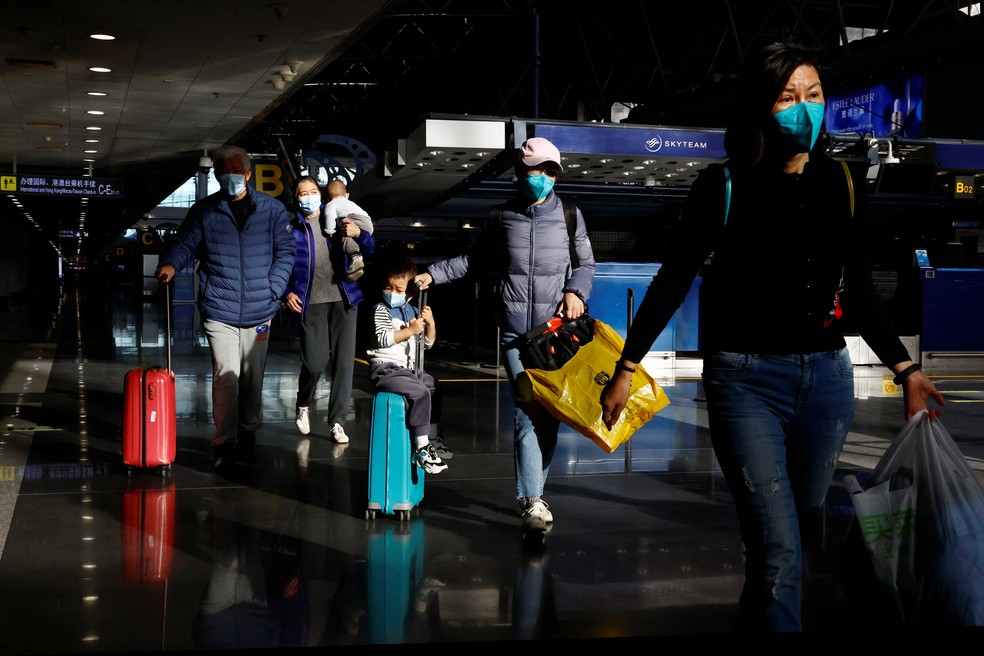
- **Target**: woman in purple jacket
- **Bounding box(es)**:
[285,176,375,463]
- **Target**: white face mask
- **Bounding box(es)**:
[382,291,407,308]
[217,173,246,197]
[297,194,321,215]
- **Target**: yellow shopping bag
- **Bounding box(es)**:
[516,320,669,453]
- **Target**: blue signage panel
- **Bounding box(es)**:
[936,141,984,170]
[0,173,124,197]
[825,75,925,138]
[533,123,726,159]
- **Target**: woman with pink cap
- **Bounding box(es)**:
[415,136,596,533]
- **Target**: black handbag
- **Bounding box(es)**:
[508,313,595,371]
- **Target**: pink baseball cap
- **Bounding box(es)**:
[519,137,564,173]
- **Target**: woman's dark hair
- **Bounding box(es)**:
[292,175,320,197]
[724,41,823,170]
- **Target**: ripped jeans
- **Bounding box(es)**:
[702,349,855,632]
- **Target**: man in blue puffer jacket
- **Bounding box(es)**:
[157,144,295,471]
[415,137,596,532]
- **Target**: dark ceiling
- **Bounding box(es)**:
[2,0,981,265]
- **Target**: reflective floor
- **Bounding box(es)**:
[1,271,983,653]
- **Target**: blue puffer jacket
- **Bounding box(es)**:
[427,192,595,334]
[159,188,295,327]
[286,208,376,315]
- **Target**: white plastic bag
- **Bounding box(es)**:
[844,409,984,627]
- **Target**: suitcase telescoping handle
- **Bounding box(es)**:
[415,282,427,381]
[163,280,172,374]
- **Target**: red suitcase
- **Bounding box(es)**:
[121,478,175,583]
[122,283,176,474]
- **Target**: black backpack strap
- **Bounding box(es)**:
[489,205,504,227]
[561,197,580,269]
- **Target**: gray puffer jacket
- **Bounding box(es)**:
[427,192,595,335]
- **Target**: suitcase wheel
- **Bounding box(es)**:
[365,508,376,521]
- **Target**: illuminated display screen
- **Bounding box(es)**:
[825,74,925,138]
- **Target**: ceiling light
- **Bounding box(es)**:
[82,158,95,162]
[86,110,104,116]
[86,91,107,97]
[89,34,115,41]
[84,139,99,143]
[88,67,111,73]
[84,150,97,154]
[85,126,101,131]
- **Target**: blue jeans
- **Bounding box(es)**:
[502,333,559,499]
[702,348,855,632]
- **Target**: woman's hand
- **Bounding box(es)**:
[340,219,361,238]
[285,292,303,314]
[600,366,635,430]
[556,292,585,319]
[414,273,433,290]
[902,370,945,420]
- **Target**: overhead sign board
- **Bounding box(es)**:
[533,123,726,159]
[0,173,124,198]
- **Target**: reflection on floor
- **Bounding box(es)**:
[0,274,982,653]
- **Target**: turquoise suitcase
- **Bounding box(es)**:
[366,391,425,521]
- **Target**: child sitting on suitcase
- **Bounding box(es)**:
[366,257,451,474]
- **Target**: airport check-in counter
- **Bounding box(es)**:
[590,262,701,375]
[920,267,984,374]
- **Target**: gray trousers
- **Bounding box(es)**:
[203,319,272,447]
[369,362,440,441]
[296,301,357,427]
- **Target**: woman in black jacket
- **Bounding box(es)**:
[601,42,943,632]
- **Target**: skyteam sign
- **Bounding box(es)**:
[533,123,726,159]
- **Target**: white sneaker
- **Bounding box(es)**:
[518,497,552,531]
[345,254,365,281]
[295,406,311,435]
[330,422,350,444]
[414,444,447,474]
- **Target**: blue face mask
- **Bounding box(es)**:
[382,291,407,308]
[217,173,247,198]
[297,194,321,215]
[520,173,555,202]
[773,101,825,153]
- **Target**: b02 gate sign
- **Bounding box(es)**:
[1,174,124,198]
